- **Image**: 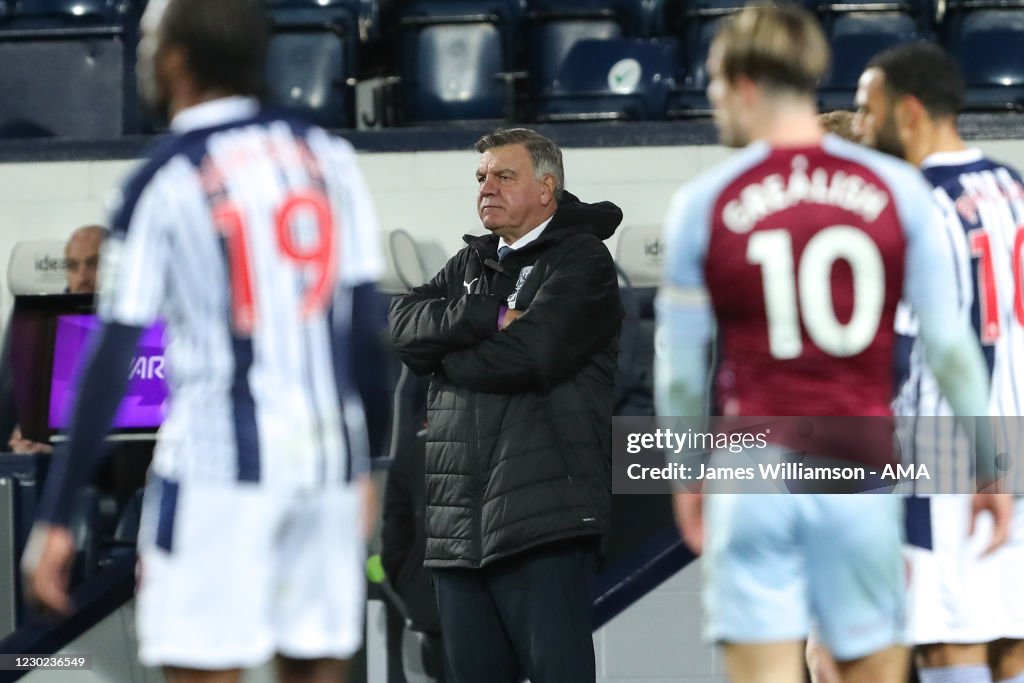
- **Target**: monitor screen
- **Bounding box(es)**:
[8,294,168,442]
[48,314,169,430]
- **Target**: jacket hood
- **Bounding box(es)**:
[463,190,623,253]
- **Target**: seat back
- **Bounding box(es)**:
[614,223,664,289]
[399,14,507,122]
[822,12,923,90]
[266,3,360,127]
[613,224,664,417]
[0,0,137,138]
[946,9,1024,109]
[11,0,128,26]
[7,240,67,295]
[535,37,677,121]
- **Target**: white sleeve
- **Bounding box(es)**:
[323,136,384,287]
[97,183,171,328]
[898,173,989,419]
[655,184,715,418]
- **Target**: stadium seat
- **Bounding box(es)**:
[0,0,139,138]
[524,0,649,118]
[533,37,678,121]
[69,487,101,584]
[10,0,130,25]
[613,224,663,417]
[387,229,448,290]
[395,0,517,124]
[814,0,935,23]
[6,240,69,296]
[944,7,1024,110]
[666,12,733,115]
[265,1,361,128]
[818,12,925,110]
[98,487,143,568]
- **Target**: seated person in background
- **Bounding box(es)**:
[64,225,108,295]
[819,110,857,142]
[5,225,109,455]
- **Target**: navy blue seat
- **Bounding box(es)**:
[534,37,677,121]
[396,0,515,123]
[69,487,101,584]
[944,7,1024,110]
[0,0,139,138]
[814,0,935,22]
[98,487,144,568]
[525,0,654,118]
[665,11,733,116]
[818,12,925,110]
[10,0,128,25]
[265,1,361,128]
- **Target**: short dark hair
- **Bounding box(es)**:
[475,128,565,200]
[161,0,269,99]
[867,42,965,119]
[715,3,830,96]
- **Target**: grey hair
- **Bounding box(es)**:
[474,128,564,200]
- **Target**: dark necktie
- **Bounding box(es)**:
[497,245,513,262]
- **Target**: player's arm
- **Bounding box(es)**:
[903,203,992,455]
[339,282,390,469]
[655,183,714,420]
[341,282,390,541]
[654,288,713,420]
[24,177,170,613]
[324,145,393,538]
[655,185,714,555]
[439,238,621,393]
[388,255,506,376]
[22,322,143,613]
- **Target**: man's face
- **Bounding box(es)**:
[476,144,553,243]
[707,43,749,149]
[137,0,172,118]
[65,228,104,294]
[854,68,905,159]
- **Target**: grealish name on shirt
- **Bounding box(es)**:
[722,155,890,234]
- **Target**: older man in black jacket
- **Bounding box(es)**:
[389,128,622,683]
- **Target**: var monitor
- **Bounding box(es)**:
[9,294,168,443]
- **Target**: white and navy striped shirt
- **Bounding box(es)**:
[895,149,1024,492]
[98,96,383,487]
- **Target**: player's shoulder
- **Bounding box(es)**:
[109,132,200,237]
[822,134,938,219]
[924,148,1024,183]
[666,142,772,227]
[823,135,928,190]
[258,108,357,157]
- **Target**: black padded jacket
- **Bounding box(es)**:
[389,192,623,568]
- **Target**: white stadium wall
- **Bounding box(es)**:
[5,138,1024,319]
[0,143,727,320]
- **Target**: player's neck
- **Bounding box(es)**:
[908,120,966,167]
[168,85,239,120]
[751,97,823,148]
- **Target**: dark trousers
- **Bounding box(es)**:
[433,541,597,683]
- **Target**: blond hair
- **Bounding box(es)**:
[819,110,856,141]
[714,3,830,96]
